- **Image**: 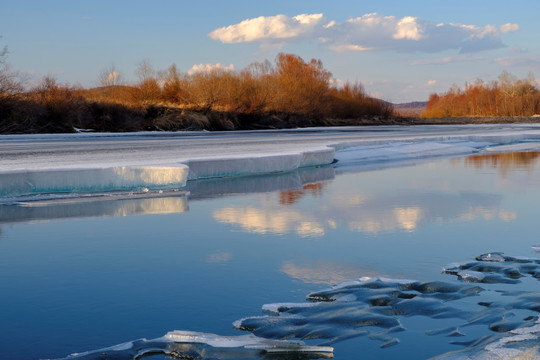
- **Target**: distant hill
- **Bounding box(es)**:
[393,101,427,116]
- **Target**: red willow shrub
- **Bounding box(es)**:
[138,53,392,118]
[422,71,540,118]
[1,53,393,133]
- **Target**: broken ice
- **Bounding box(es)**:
[53,331,333,360]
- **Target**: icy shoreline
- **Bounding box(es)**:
[2,124,540,198]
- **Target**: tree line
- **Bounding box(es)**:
[0,52,393,133]
[422,71,540,118]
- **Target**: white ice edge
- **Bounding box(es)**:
[314,276,418,293]
[63,340,136,358]
[233,315,269,329]
[0,148,334,198]
[55,330,333,359]
[185,148,334,180]
[480,318,540,359]
[442,262,469,272]
[0,165,190,198]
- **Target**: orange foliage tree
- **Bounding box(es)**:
[422,72,540,117]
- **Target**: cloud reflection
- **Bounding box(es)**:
[281,260,385,285]
[393,207,422,231]
[206,252,233,264]
[213,189,514,237]
[213,207,325,237]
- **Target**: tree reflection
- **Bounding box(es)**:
[279,182,327,205]
[464,151,540,175]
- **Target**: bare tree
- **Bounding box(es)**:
[98,63,123,87]
[0,39,23,97]
[136,58,155,83]
[135,59,161,103]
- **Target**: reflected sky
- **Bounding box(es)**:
[280,260,388,285]
[1,152,540,360]
[211,153,533,237]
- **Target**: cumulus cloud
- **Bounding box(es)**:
[209,13,326,43]
[188,63,235,75]
[107,71,120,83]
[500,23,520,33]
[427,80,437,86]
[209,13,519,54]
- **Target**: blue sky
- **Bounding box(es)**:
[1,0,539,102]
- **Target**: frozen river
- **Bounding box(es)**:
[1,124,540,359]
[3,124,540,199]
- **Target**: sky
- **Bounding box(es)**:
[1,0,539,103]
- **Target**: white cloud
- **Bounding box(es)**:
[209,13,519,54]
[188,63,235,75]
[329,44,372,52]
[209,13,326,43]
[500,23,520,33]
[393,16,425,40]
[427,80,437,86]
[107,71,120,83]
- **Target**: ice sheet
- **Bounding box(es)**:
[0,165,189,197]
[2,124,540,198]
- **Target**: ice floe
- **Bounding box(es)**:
[0,165,189,198]
[50,253,540,359]
[53,330,333,360]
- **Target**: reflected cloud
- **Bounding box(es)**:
[393,207,422,231]
[458,207,517,222]
[213,188,514,236]
[0,192,189,224]
[213,207,325,237]
[206,252,233,264]
[204,153,530,237]
[281,260,385,285]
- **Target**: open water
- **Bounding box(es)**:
[1,151,540,359]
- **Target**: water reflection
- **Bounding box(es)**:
[210,152,540,236]
[213,190,514,236]
[206,251,233,264]
[281,260,386,285]
[0,192,189,224]
[462,151,540,175]
[213,206,327,237]
[279,183,327,206]
[185,166,334,200]
[0,166,335,225]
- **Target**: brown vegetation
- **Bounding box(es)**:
[422,71,540,118]
[0,52,394,134]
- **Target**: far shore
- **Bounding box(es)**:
[1,107,540,135]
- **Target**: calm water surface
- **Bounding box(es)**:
[1,152,540,359]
